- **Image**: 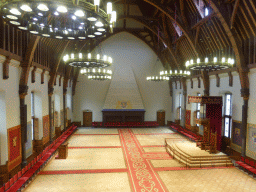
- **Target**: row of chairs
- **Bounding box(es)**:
[170,124,203,142]
[0,124,77,192]
[236,156,256,177]
[103,121,159,128]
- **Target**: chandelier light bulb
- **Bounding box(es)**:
[38,12,43,16]
[37,4,49,11]
[97,54,100,60]
[57,6,68,13]
[20,5,32,12]
[72,15,76,20]
[214,57,217,63]
[10,8,21,15]
[94,0,100,6]
[103,55,107,61]
[75,10,85,17]
[180,70,182,74]
[185,61,189,67]
[107,2,112,14]
[7,15,18,20]
[71,53,74,59]
[95,21,104,27]
[88,53,91,59]
[231,59,235,65]
[165,71,167,74]
[197,58,200,63]
[188,71,191,75]
[190,59,193,64]
[79,53,82,59]
[222,57,225,63]
[54,11,59,16]
[205,57,209,63]
[170,70,172,74]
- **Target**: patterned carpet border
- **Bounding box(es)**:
[68,146,122,149]
[154,166,234,172]
[73,134,119,136]
[39,168,128,175]
[134,133,177,135]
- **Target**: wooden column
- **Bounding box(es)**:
[182,77,187,128]
[48,87,54,143]
[19,36,40,167]
[41,69,45,84]
[3,56,11,80]
[202,70,209,96]
[239,68,250,157]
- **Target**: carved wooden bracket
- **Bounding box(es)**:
[59,76,62,86]
[31,66,37,83]
[175,81,177,89]
[41,69,45,84]
[3,56,11,80]
[228,71,233,87]
[190,78,193,89]
[197,77,201,88]
[54,76,57,86]
[215,74,220,87]
[179,80,182,89]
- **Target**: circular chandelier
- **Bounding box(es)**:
[88,75,111,80]
[160,70,191,78]
[146,76,169,82]
[185,57,235,71]
[63,53,112,68]
[80,68,112,76]
[1,0,117,40]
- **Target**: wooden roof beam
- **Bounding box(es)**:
[230,0,240,29]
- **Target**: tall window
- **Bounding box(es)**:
[196,93,201,126]
[31,92,35,140]
[179,93,182,120]
[224,93,232,138]
[205,7,209,16]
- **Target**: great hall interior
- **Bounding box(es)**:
[1,0,256,191]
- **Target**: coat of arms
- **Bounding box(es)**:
[121,101,127,109]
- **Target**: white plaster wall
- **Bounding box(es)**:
[54,75,64,130]
[209,72,242,122]
[248,68,256,124]
[73,32,172,124]
[0,56,20,164]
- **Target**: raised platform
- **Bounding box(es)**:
[165,139,233,168]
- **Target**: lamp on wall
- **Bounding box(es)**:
[1,0,117,40]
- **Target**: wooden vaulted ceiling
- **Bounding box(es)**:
[1,0,256,80]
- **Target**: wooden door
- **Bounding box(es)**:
[83,112,92,127]
[157,111,165,126]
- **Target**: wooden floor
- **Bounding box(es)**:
[24,127,256,192]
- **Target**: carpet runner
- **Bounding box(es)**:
[119,129,169,192]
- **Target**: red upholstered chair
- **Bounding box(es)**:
[0,186,4,192]
[14,174,18,182]
[18,171,22,178]
[4,181,10,190]
[22,168,25,175]
[10,178,14,186]
[25,165,28,172]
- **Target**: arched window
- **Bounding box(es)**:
[224,93,232,138]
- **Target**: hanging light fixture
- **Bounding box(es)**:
[80,68,112,81]
[185,54,235,71]
[160,70,191,78]
[88,75,112,81]
[80,68,112,76]
[1,0,117,40]
[146,76,169,82]
[63,40,113,69]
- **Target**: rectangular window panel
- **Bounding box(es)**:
[224,117,230,137]
[225,94,231,115]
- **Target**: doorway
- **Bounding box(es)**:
[83,111,92,127]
